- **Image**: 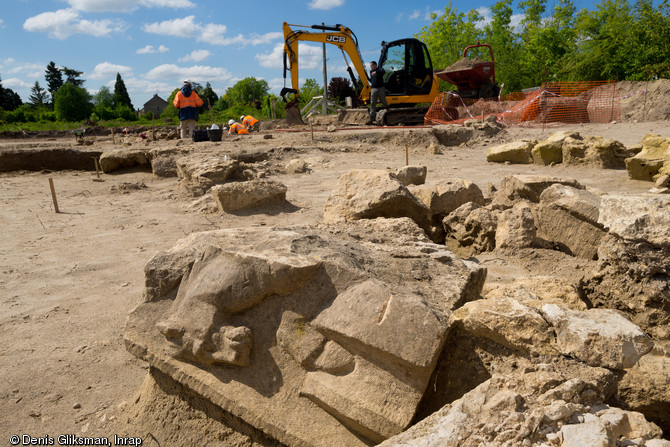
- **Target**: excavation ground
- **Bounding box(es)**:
[0,119,666,442]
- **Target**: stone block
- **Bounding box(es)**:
[486,140,536,164]
[541,304,654,370]
[395,165,427,186]
[537,184,605,259]
[211,180,287,213]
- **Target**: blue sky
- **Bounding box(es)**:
[0,0,592,108]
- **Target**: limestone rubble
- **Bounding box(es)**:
[123,158,670,445]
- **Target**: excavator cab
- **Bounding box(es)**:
[378,39,434,100]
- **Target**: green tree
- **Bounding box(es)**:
[0,75,23,111]
[29,81,49,108]
[572,0,635,80]
[113,73,133,109]
[327,77,357,105]
[518,0,578,85]
[53,83,92,121]
[199,82,219,109]
[299,78,323,108]
[627,0,670,79]
[483,0,525,92]
[213,95,229,111]
[224,77,269,107]
[94,86,114,108]
[417,2,484,74]
[61,66,85,86]
[160,88,180,120]
[45,62,63,104]
[92,86,115,120]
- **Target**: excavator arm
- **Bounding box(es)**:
[282,22,371,107]
[281,22,441,126]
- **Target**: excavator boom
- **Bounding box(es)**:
[282,22,371,106]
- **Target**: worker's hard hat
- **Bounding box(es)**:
[240,115,245,121]
[228,119,235,125]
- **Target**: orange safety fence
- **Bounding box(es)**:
[425,80,621,126]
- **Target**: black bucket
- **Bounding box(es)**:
[208,128,223,142]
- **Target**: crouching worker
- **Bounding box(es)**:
[228,119,249,135]
[173,80,205,139]
[240,115,260,132]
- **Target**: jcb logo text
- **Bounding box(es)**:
[326,35,346,43]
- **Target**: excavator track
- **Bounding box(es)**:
[376,107,430,126]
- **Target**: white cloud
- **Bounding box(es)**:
[308,0,345,10]
[244,32,283,46]
[255,43,284,69]
[0,60,43,78]
[123,78,173,101]
[23,8,126,39]
[65,0,194,12]
[142,0,194,7]
[179,49,210,62]
[267,77,289,94]
[144,63,234,84]
[89,62,133,80]
[136,44,169,54]
[144,15,200,38]
[0,59,44,82]
[2,77,32,90]
[143,16,279,46]
[476,6,492,24]
[473,7,524,30]
[510,13,525,29]
[256,42,323,70]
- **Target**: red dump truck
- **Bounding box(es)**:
[435,43,499,99]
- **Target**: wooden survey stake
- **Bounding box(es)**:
[48,178,59,213]
[93,157,102,179]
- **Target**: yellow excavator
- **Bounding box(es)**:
[281,22,440,125]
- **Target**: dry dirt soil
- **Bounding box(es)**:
[0,117,668,445]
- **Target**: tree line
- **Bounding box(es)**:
[418,0,670,93]
[0,62,284,126]
[0,62,135,124]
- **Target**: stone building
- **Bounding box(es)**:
[141,94,169,117]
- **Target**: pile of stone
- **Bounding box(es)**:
[486,130,635,168]
[487,131,670,193]
[123,165,670,445]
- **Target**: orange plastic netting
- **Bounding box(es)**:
[425,81,620,126]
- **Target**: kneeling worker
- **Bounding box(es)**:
[228,119,249,135]
[240,115,260,132]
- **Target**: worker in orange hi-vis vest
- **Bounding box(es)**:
[173,80,206,139]
[228,119,249,135]
[240,115,260,132]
